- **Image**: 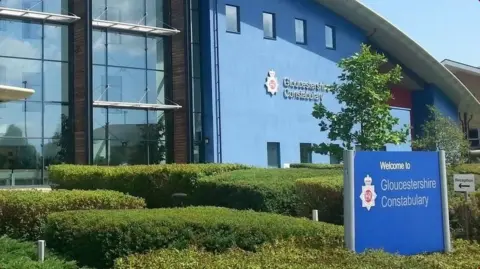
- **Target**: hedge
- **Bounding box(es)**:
[44,207,343,268]
[191,168,342,215]
[0,236,81,269]
[290,163,344,170]
[295,177,343,224]
[48,164,250,208]
[114,239,480,269]
[0,190,145,240]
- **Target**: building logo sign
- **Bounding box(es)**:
[265,70,279,95]
[265,70,326,101]
[359,175,377,211]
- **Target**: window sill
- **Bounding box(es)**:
[264,36,276,40]
[226,30,241,35]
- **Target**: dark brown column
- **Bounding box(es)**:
[170,0,190,163]
[70,0,92,164]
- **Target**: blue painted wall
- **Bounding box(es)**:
[200,0,452,167]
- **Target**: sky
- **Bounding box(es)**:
[360,0,480,67]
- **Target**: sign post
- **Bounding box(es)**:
[453,174,476,240]
[344,150,451,255]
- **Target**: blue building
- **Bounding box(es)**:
[190,0,479,167]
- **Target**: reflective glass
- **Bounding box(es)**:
[44,137,73,166]
[147,111,165,140]
[44,24,69,61]
[93,140,108,165]
[93,108,107,140]
[107,32,146,69]
[295,19,306,44]
[107,66,146,102]
[226,5,239,33]
[147,36,164,70]
[108,108,147,141]
[146,0,164,27]
[148,140,166,164]
[108,138,147,165]
[93,65,107,101]
[0,20,42,59]
[93,30,106,65]
[325,25,335,49]
[44,61,69,102]
[147,70,165,104]
[106,0,145,24]
[44,104,69,139]
[263,13,275,39]
[192,78,201,113]
[0,57,42,101]
[0,138,42,177]
[92,1,107,20]
[0,102,42,138]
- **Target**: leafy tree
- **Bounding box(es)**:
[312,44,409,161]
[412,106,469,165]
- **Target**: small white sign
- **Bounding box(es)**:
[283,163,291,169]
[454,174,475,193]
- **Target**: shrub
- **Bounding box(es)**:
[191,168,342,215]
[295,177,343,224]
[290,163,344,170]
[114,239,480,269]
[45,207,343,268]
[48,164,250,208]
[449,191,480,241]
[0,236,81,269]
[0,190,145,240]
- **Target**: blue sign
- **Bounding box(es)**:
[344,151,451,255]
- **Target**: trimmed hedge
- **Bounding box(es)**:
[0,190,145,240]
[191,168,342,215]
[290,163,344,170]
[113,239,480,269]
[295,177,343,224]
[0,236,80,269]
[48,164,250,208]
[44,207,343,268]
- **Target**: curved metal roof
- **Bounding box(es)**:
[316,0,480,112]
[0,85,34,102]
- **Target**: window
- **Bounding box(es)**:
[469,129,479,148]
[267,142,280,168]
[295,19,306,44]
[263,12,275,39]
[325,25,336,49]
[300,143,312,163]
[225,5,240,33]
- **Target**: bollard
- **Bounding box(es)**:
[312,209,318,222]
[37,240,45,263]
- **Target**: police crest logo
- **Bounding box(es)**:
[359,174,377,211]
[265,70,279,95]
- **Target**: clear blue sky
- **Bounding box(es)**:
[360,0,480,67]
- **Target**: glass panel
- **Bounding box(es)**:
[0,138,42,185]
[106,0,145,24]
[147,70,165,104]
[44,24,69,61]
[191,9,200,43]
[147,111,166,164]
[93,140,108,165]
[0,58,42,101]
[108,108,147,141]
[108,139,147,165]
[263,13,275,38]
[267,142,280,168]
[0,102,42,138]
[107,32,146,69]
[44,61,69,102]
[93,65,107,101]
[93,108,107,140]
[92,0,107,20]
[225,5,239,33]
[44,0,70,15]
[295,19,305,44]
[44,137,73,166]
[325,25,335,49]
[107,66,146,102]
[192,78,201,113]
[192,43,201,78]
[146,0,164,27]
[300,143,312,163]
[44,104,69,139]
[147,36,164,70]
[93,30,107,65]
[148,140,166,164]
[0,20,42,59]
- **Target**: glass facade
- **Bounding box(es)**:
[92,0,168,165]
[0,0,71,185]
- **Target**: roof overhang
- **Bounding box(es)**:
[92,19,180,36]
[93,100,181,111]
[0,7,79,24]
[315,0,480,114]
[442,59,480,77]
[0,85,34,101]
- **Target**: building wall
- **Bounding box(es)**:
[201,0,416,167]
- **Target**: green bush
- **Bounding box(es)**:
[449,191,480,241]
[0,190,145,240]
[114,239,480,269]
[191,168,342,215]
[295,177,343,224]
[45,207,343,268]
[49,164,250,208]
[290,163,344,170]
[0,236,81,269]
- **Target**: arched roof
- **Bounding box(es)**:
[316,0,480,112]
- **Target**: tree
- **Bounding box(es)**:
[412,106,470,165]
[312,44,409,161]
